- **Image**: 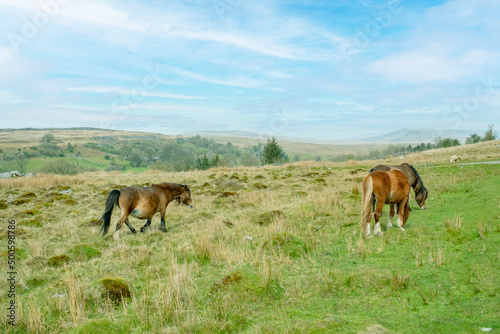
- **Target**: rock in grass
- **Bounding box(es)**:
[48,255,71,267]
[67,244,101,261]
[100,278,131,302]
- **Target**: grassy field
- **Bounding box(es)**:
[0,140,499,333]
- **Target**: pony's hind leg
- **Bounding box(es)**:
[140,219,152,233]
[113,218,126,240]
[124,220,136,234]
[373,200,384,236]
[387,205,395,229]
[112,211,130,240]
[160,217,167,232]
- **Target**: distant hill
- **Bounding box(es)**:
[362,128,476,143]
[180,130,262,138]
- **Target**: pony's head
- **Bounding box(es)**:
[415,188,428,209]
[176,185,193,208]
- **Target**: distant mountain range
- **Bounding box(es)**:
[359,128,477,143]
[182,128,478,144]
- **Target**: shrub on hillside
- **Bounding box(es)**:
[42,159,79,175]
[483,124,497,141]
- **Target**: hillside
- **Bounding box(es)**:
[0,141,499,333]
[0,128,174,148]
[0,128,401,172]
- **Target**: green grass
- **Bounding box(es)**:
[0,162,499,333]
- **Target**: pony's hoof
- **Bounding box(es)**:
[140,228,145,233]
[374,231,383,236]
[386,222,392,228]
[365,233,372,238]
[400,227,405,232]
[160,228,168,233]
[131,229,137,234]
[112,232,120,240]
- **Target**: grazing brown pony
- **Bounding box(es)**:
[99,183,193,240]
[361,169,410,236]
[369,163,428,210]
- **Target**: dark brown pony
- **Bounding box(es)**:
[99,183,193,239]
[361,169,410,236]
[369,163,428,209]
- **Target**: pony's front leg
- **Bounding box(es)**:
[140,219,152,233]
[387,205,395,229]
[396,200,407,232]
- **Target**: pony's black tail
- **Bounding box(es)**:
[99,190,120,236]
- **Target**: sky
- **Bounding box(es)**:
[0,0,499,141]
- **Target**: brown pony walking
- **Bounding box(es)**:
[361,169,410,236]
[99,183,193,240]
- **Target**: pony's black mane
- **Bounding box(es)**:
[406,164,426,193]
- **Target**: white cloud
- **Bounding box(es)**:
[163,66,265,89]
[66,86,204,100]
[0,47,15,67]
[367,46,493,82]
[426,0,500,28]
[0,90,28,104]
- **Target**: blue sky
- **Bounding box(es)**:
[0,0,499,140]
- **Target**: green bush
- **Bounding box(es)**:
[42,159,79,175]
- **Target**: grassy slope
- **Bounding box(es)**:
[0,150,499,333]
